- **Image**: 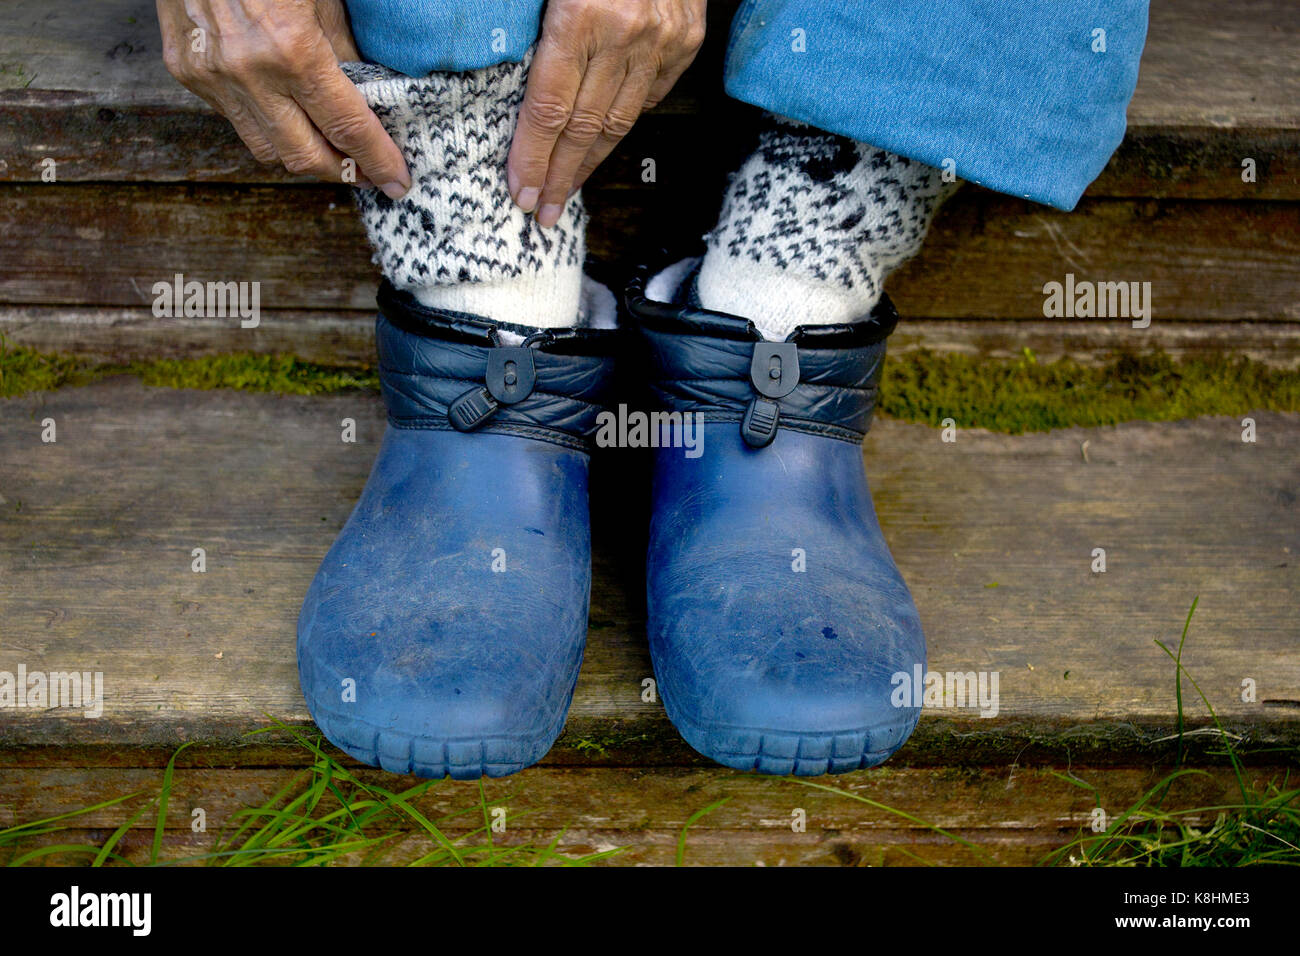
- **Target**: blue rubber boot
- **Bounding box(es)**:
[626,259,926,775]
[297,280,617,779]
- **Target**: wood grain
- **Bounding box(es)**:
[5,309,1300,368]
[1,0,1295,196]
[0,764,1273,866]
[0,185,1295,321]
[0,381,1295,766]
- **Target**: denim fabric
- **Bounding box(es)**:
[723,1,1149,210]
[344,0,543,74]
[344,0,1149,209]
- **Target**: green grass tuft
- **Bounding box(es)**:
[0,723,622,867]
[1042,598,1300,867]
[775,598,1300,867]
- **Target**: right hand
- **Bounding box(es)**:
[156,0,410,197]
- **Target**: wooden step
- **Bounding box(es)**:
[0,0,1296,359]
[2,0,1295,195]
[6,311,1300,369]
[0,186,1295,322]
[0,764,1275,866]
[2,380,1296,769]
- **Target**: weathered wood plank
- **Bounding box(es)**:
[0,764,1267,865]
[1128,0,1300,129]
[0,381,1295,765]
[5,0,1295,130]
[0,0,1296,199]
[4,308,1300,369]
[0,766,1257,847]
[1,185,1295,321]
[3,94,1296,201]
[882,195,1300,323]
[5,827,1059,867]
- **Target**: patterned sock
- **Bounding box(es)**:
[694,114,960,341]
[343,53,586,328]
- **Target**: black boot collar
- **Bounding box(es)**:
[377,279,621,356]
[623,259,899,348]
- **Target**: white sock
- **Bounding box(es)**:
[695,114,960,340]
[344,53,585,328]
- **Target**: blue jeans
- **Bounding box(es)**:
[345,1,1148,211]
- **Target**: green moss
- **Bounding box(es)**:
[0,340,376,399]
[0,345,98,395]
[3,338,1299,433]
[131,354,378,395]
[880,347,1300,433]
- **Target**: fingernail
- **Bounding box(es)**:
[516,187,540,212]
[537,203,563,228]
[381,181,408,200]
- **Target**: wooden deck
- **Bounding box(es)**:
[0,0,1296,864]
[1,381,1295,861]
[0,0,1297,361]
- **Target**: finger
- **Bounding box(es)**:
[212,90,283,165]
[533,53,629,226]
[174,71,285,168]
[645,51,697,113]
[506,36,586,213]
[568,66,656,195]
[240,84,353,182]
[291,59,410,197]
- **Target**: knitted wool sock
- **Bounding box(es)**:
[694,114,960,341]
[343,54,585,328]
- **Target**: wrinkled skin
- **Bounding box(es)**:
[156,0,706,222]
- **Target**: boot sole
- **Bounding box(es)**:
[668,709,919,776]
[307,705,567,780]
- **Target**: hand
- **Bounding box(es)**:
[156,0,410,197]
[507,0,706,227]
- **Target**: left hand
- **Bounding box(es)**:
[506,0,707,227]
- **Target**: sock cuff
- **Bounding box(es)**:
[342,47,587,324]
[343,52,532,172]
[694,260,874,340]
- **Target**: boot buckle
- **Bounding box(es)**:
[750,343,800,399]
[448,346,539,431]
[486,347,537,405]
[742,343,799,447]
[448,386,499,431]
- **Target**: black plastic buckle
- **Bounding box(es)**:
[750,342,799,399]
[447,345,539,432]
[741,343,799,447]
[741,398,781,448]
[448,386,499,431]
[486,347,536,405]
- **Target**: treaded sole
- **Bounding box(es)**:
[667,709,919,776]
[309,707,562,780]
